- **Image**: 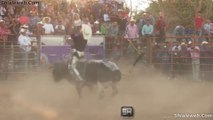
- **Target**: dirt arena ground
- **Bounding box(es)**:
[0,59,213,120]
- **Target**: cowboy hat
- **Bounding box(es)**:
[0,19,4,23]
[37,21,43,25]
[201,41,208,44]
[73,19,82,26]
[21,24,29,29]
[181,42,186,46]
[96,31,101,34]
[130,18,135,22]
[94,20,99,24]
[188,41,192,44]
[42,17,51,23]
[118,9,123,12]
[19,28,27,33]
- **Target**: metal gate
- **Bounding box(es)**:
[0,35,41,79]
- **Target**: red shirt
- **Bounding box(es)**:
[155,18,166,31]
[0,26,10,36]
[194,16,203,30]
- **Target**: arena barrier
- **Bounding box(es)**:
[0,35,41,79]
[1,34,213,81]
[104,34,213,80]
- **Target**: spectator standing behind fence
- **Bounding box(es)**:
[42,17,54,35]
[171,41,181,78]
[203,19,211,42]
[29,11,41,33]
[155,12,166,43]
[117,10,127,36]
[194,11,204,42]
[18,29,32,70]
[6,5,15,16]
[152,43,161,69]
[0,5,6,20]
[55,20,66,35]
[8,15,20,43]
[210,22,213,36]
[139,12,155,36]
[0,20,10,46]
[34,21,45,35]
[100,22,109,35]
[108,21,119,37]
[108,21,120,62]
[160,42,171,78]
[141,19,154,48]
[93,20,100,34]
[200,41,213,81]
[173,25,185,42]
[125,19,139,40]
[184,27,194,42]
[179,42,191,75]
[187,41,200,81]
[124,18,139,56]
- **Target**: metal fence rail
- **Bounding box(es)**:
[0,36,41,79]
[1,34,213,80]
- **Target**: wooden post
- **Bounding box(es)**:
[171,41,174,76]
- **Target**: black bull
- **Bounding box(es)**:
[52,60,122,98]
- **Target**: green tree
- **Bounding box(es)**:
[146,0,213,31]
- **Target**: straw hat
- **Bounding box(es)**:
[19,28,27,33]
[188,41,192,45]
[94,20,99,24]
[201,41,208,45]
[96,31,101,34]
[21,24,29,29]
[73,19,82,26]
[37,21,43,25]
[181,42,186,46]
[42,17,51,23]
[118,9,123,12]
[130,18,135,22]
[0,19,4,23]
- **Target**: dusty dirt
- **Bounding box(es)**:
[0,59,213,120]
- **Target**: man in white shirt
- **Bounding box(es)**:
[82,18,92,44]
[18,29,32,70]
[42,17,54,34]
[55,20,66,35]
[0,5,6,18]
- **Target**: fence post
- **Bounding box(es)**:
[148,37,152,64]
[11,42,14,72]
[171,41,174,77]
[37,35,41,66]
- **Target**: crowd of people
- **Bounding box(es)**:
[152,40,213,81]
[0,0,213,81]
